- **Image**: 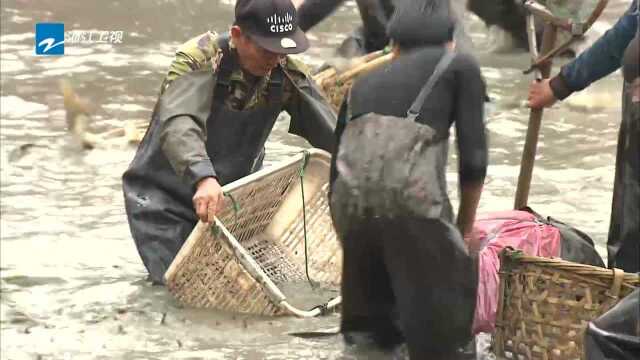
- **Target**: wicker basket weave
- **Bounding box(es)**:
[494,248,640,359]
[164,149,342,316]
[313,50,393,112]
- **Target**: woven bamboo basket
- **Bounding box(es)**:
[313,50,393,112]
[164,149,342,317]
[494,248,640,360]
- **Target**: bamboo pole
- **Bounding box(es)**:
[335,53,393,84]
[311,51,393,112]
[514,23,558,209]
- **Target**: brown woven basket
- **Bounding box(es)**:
[494,248,640,359]
[313,50,393,112]
[164,149,342,316]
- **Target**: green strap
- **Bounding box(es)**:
[299,150,310,177]
[209,153,316,290]
[299,150,317,289]
[210,191,241,237]
[223,191,240,216]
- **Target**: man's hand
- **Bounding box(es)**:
[527,79,557,109]
[463,229,482,254]
[192,177,225,223]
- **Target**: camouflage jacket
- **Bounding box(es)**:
[154,31,336,186]
[161,31,317,111]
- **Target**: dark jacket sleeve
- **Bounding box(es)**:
[284,72,338,153]
[297,0,346,31]
[329,96,349,187]
[156,70,217,190]
[453,53,488,184]
[550,0,639,100]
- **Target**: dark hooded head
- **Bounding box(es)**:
[622,33,639,83]
[386,4,455,50]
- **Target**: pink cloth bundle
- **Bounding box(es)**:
[472,210,562,334]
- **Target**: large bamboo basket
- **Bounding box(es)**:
[164,149,342,317]
[313,50,393,112]
[494,248,640,359]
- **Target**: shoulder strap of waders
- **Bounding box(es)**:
[406,49,456,122]
[213,34,235,104]
[266,65,285,103]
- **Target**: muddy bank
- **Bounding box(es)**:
[0,0,627,358]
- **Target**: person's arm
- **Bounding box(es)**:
[296,0,346,32]
[160,115,215,188]
[453,54,488,251]
[458,182,484,252]
[329,96,349,187]
[283,62,337,153]
[550,0,639,99]
[157,72,224,223]
[160,31,220,94]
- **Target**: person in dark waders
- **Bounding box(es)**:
[122,0,336,285]
[329,4,488,359]
[296,0,469,57]
[528,0,639,273]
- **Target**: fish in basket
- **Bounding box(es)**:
[164,149,342,317]
[313,49,393,112]
[494,248,640,360]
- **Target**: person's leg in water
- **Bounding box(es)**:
[339,216,405,351]
[382,216,478,359]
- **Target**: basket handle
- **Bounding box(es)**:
[213,218,288,303]
[606,268,625,298]
[280,295,342,317]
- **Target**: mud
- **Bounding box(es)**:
[0,0,627,358]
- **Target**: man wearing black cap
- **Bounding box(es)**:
[528,0,639,273]
[161,0,312,93]
[330,4,487,359]
[122,0,336,284]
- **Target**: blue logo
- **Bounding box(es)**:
[35,23,64,55]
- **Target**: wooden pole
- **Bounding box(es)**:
[514,23,558,209]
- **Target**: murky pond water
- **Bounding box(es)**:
[0,1,629,359]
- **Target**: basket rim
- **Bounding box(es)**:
[219,148,330,194]
[163,149,331,288]
[499,248,640,285]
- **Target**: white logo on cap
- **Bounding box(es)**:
[266,12,294,33]
[281,37,297,48]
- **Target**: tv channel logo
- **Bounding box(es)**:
[35,23,65,55]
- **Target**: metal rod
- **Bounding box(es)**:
[523,0,573,31]
[280,296,342,317]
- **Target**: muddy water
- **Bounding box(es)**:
[0,1,629,359]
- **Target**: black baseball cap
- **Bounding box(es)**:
[234,0,309,54]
